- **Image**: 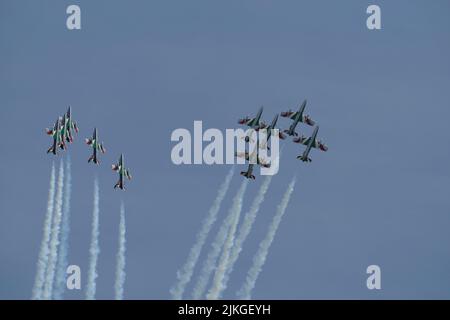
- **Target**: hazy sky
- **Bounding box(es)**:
[1,0,450,299]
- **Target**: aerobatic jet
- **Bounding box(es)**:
[64,106,79,142]
[112,154,132,190]
[295,126,327,162]
[236,148,271,180]
[85,128,106,164]
[259,114,285,149]
[238,106,267,131]
[281,100,315,136]
[46,118,63,155]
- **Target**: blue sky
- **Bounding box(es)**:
[1,0,450,299]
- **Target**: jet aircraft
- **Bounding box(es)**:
[85,128,106,164]
[238,106,267,131]
[64,106,79,142]
[259,114,285,149]
[295,126,327,162]
[46,118,62,155]
[281,100,315,136]
[112,154,132,190]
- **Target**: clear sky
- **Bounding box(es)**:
[1,0,450,299]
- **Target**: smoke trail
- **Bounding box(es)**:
[53,157,72,300]
[220,175,273,298]
[170,167,235,300]
[237,177,296,300]
[85,177,100,300]
[31,163,56,300]
[43,160,65,300]
[114,202,127,300]
[206,178,248,299]
[192,179,248,299]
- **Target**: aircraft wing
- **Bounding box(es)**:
[239,107,263,128]
[238,116,255,126]
[301,115,315,126]
[293,136,311,146]
[288,112,300,120]
[281,111,314,125]
[257,156,271,168]
[287,112,314,125]
[303,137,317,148]
[245,117,259,127]
[304,138,327,151]
[97,142,106,153]
[293,136,327,151]
[235,151,247,159]
[71,121,79,133]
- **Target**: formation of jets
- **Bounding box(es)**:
[45,107,132,190]
[237,99,328,179]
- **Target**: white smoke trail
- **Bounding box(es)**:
[237,177,296,300]
[86,177,100,300]
[192,180,248,299]
[220,175,273,298]
[43,160,65,300]
[31,163,56,300]
[206,178,248,299]
[170,167,235,300]
[114,202,126,300]
[53,157,72,300]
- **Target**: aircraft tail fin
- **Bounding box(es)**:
[297,155,312,162]
[240,171,256,180]
[88,155,98,164]
[47,146,56,155]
